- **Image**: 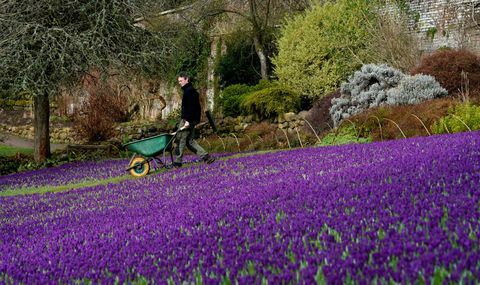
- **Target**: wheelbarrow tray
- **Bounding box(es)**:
[123,133,174,157]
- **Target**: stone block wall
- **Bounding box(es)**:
[406,0,480,52]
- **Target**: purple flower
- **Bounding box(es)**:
[1,132,479,284]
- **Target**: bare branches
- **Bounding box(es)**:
[0,0,176,96]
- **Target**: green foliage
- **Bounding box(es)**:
[215,32,262,87]
[219,80,275,117]
[319,125,372,146]
[169,27,210,87]
[432,103,480,134]
[0,99,31,109]
[166,107,181,122]
[273,0,376,99]
[0,152,68,176]
[426,27,437,40]
[219,84,253,117]
[0,153,31,175]
[0,91,32,108]
[241,85,300,120]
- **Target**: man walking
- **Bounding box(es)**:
[173,72,215,167]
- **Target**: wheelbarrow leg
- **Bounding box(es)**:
[161,148,174,169]
[126,153,138,171]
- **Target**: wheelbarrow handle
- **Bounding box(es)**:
[170,126,186,136]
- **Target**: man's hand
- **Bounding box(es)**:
[183,121,190,129]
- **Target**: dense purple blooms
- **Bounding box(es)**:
[0,153,233,191]
[1,132,479,284]
[0,159,128,190]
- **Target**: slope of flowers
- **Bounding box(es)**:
[0,153,232,191]
[0,159,128,191]
[1,132,479,284]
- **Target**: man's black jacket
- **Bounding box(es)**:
[181,82,201,125]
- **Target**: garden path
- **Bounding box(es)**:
[0,132,66,152]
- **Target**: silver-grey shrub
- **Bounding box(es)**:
[330,64,448,127]
[386,74,448,105]
[330,64,405,127]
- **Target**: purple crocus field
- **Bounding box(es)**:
[0,153,233,191]
[1,132,479,284]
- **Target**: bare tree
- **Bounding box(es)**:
[0,0,175,161]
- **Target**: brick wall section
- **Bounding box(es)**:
[406,0,480,52]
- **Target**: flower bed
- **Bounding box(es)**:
[1,132,479,283]
[0,153,232,191]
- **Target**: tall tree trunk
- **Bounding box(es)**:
[253,35,268,80]
[34,93,51,162]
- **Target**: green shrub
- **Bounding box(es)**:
[273,0,376,99]
[215,32,262,87]
[169,27,210,86]
[319,125,372,146]
[0,154,32,175]
[219,84,252,117]
[432,103,480,134]
[241,85,300,120]
[0,152,65,175]
[219,80,276,117]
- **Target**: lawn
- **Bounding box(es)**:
[1,131,479,284]
[0,144,33,156]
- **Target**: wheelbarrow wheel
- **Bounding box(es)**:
[129,157,150,177]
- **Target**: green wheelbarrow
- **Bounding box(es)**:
[123,133,176,177]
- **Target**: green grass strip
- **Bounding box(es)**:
[0,174,136,197]
[0,150,275,197]
[0,144,33,156]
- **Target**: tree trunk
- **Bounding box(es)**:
[34,93,51,162]
[253,35,268,80]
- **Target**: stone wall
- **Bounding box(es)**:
[406,0,480,52]
[212,111,311,135]
[0,124,76,143]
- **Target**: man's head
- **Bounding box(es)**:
[177,72,190,87]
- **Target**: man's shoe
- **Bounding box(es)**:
[203,155,215,164]
[173,162,182,168]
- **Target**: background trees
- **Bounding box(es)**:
[0,0,175,161]
[181,0,310,81]
[273,0,376,100]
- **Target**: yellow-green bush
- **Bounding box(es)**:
[241,85,300,120]
[432,103,480,134]
[273,0,376,99]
